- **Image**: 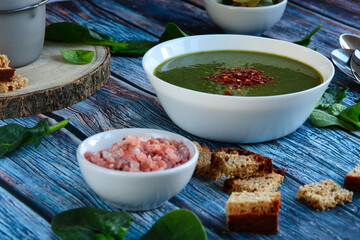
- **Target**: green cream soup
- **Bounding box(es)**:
[154,50,323,96]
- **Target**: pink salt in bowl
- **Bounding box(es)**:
[76,128,199,211]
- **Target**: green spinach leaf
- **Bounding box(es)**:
[111,23,187,56]
[258,0,275,6]
[45,22,124,47]
[110,40,157,57]
[339,102,360,127]
[141,209,207,240]
[315,86,348,110]
[61,49,94,64]
[223,0,260,7]
[293,25,322,47]
[46,22,188,57]
[328,103,347,116]
[310,110,357,131]
[159,22,189,43]
[51,207,132,240]
[52,208,206,240]
[0,118,69,158]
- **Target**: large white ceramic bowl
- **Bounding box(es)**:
[77,128,198,211]
[204,0,287,35]
[142,35,335,143]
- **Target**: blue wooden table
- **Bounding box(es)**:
[1,0,360,239]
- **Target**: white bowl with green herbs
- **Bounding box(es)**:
[204,0,287,35]
[142,34,334,143]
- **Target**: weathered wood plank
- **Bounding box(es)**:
[2,87,359,239]
[0,186,56,239]
[186,0,360,30]
[46,1,158,93]
[46,0,360,94]
[0,0,359,239]
[50,75,360,238]
[51,78,359,189]
[266,4,360,56]
[45,0,360,119]
[51,76,228,149]
[289,0,360,29]
[174,176,360,239]
[46,1,158,41]
[89,0,220,35]
[0,114,223,239]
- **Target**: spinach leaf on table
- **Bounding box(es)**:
[141,209,207,240]
[339,102,360,128]
[61,49,94,64]
[0,118,69,158]
[52,208,207,240]
[45,22,125,47]
[51,207,132,240]
[327,103,347,116]
[45,22,188,57]
[293,24,322,47]
[310,86,360,131]
[158,22,189,43]
[111,22,189,56]
[310,110,357,131]
[315,87,348,110]
[110,40,157,57]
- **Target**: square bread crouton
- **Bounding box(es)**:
[213,148,272,179]
[0,55,28,93]
[0,68,15,82]
[0,73,28,93]
[193,141,223,180]
[296,179,353,211]
[0,54,10,68]
[225,191,281,234]
[344,165,360,192]
[223,170,284,193]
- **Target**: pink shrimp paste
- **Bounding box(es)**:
[84,135,190,172]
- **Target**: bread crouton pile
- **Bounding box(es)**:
[0,55,28,93]
[193,142,284,194]
[193,141,284,234]
[193,141,360,233]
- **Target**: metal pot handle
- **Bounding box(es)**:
[0,0,49,14]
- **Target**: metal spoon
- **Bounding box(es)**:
[337,34,360,82]
[340,34,360,50]
[350,49,360,83]
[331,48,354,79]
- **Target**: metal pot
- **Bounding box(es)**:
[0,0,48,67]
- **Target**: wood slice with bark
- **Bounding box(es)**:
[0,41,111,119]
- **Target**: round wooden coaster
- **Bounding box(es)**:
[0,41,111,119]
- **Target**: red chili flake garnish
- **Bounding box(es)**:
[205,67,274,95]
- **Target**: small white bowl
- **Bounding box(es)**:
[142,35,335,143]
[77,128,198,211]
[204,0,287,35]
[0,0,47,67]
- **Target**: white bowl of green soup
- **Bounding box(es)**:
[142,35,334,143]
